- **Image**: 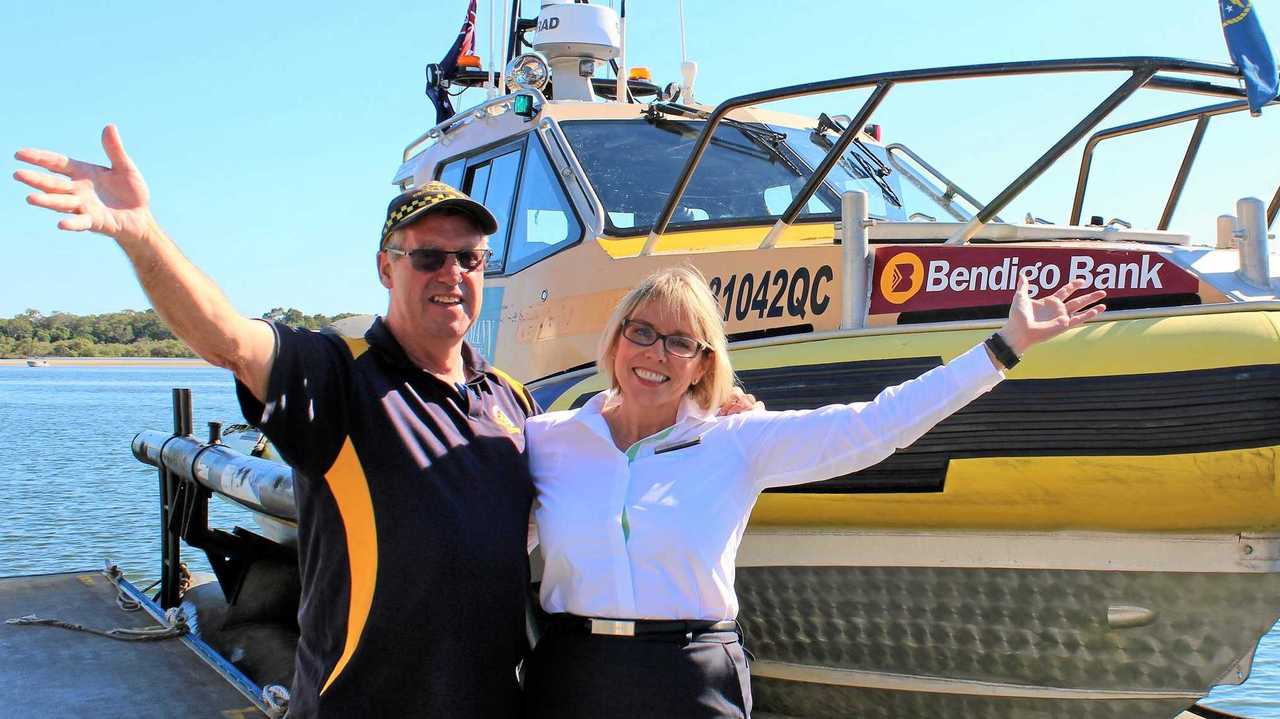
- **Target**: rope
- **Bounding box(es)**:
[4,561,189,642]
[261,684,291,719]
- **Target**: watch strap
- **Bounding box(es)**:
[985,332,1020,370]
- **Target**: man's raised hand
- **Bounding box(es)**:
[14,125,153,243]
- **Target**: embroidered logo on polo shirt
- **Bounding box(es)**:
[492,407,521,435]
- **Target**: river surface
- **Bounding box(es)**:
[0,364,1276,716]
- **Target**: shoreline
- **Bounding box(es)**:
[0,357,213,367]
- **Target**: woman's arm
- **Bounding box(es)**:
[729,343,1001,489]
[730,276,1104,489]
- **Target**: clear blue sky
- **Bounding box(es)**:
[2,0,1277,317]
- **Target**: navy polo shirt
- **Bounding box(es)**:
[236,317,537,718]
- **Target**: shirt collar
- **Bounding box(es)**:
[364,316,488,383]
[575,389,717,443]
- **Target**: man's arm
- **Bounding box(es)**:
[14,125,275,400]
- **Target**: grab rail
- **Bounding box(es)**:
[402,87,548,162]
[884,143,990,223]
[642,57,1243,253]
[1070,98,1278,229]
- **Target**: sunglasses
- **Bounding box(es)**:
[621,319,708,359]
[383,247,492,273]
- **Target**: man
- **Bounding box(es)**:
[14,126,536,717]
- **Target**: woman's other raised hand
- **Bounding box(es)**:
[998,275,1107,356]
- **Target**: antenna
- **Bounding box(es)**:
[677,0,697,103]
[487,0,497,98]
[498,0,512,94]
[615,0,628,103]
[677,0,687,64]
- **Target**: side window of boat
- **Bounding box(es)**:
[504,139,584,274]
[438,141,525,274]
[438,158,465,190]
[466,150,522,273]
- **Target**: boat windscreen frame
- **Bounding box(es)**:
[1071,96,1280,230]
[559,116,865,236]
[643,56,1248,253]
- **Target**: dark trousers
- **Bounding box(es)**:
[522,628,752,718]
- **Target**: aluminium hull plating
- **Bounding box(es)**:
[734,530,1280,718]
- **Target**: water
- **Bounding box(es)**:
[0,364,253,581]
[0,364,1276,716]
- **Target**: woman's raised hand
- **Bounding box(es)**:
[13,125,153,244]
[998,275,1106,355]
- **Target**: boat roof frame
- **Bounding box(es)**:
[1072,96,1280,230]
[644,56,1248,251]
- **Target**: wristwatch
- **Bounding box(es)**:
[984,332,1021,370]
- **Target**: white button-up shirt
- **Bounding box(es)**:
[526,343,1004,621]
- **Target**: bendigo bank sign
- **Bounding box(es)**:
[869,246,1199,314]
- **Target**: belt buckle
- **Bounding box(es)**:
[590,619,635,637]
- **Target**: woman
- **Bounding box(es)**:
[523,267,1105,718]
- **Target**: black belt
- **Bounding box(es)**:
[549,614,737,638]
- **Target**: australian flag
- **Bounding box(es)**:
[426,0,478,125]
[1220,0,1279,115]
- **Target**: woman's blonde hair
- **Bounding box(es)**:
[597,266,735,410]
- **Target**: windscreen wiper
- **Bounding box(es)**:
[645,102,805,177]
[812,113,902,208]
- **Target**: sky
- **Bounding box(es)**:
[2,0,1277,318]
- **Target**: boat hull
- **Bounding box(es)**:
[735,530,1280,718]
[529,306,1280,717]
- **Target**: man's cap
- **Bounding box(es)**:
[381,181,498,247]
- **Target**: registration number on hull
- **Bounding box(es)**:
[708,265,834,322]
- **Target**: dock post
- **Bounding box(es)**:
[840,190,871,330]
[159,388,193,608]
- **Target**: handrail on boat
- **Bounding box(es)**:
[1070,97,1280,230]
[642,56,1245,255]
[402,87,549,163]
[883,143,990,223]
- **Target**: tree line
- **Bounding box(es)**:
[0,308,359,358]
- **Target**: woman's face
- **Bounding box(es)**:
[612,301,710,411]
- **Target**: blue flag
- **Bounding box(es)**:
[1220,0,1279,115]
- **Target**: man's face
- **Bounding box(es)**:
[378,212,487,346]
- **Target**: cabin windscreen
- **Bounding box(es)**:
[560,119,969,235]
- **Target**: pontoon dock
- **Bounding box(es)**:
[0,569,269,718]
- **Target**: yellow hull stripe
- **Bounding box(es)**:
[752,446,1280,532]
[318,441,378,695]
[545,311,1280,531]
[597,223,838,258]
[548,311,1280,410]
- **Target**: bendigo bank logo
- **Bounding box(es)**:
[880,251,924,305]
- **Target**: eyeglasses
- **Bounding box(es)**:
[383,247,492,273]
[621,319,707,359]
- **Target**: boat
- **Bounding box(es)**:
[25,359,48,368]
[117,1,1280,717]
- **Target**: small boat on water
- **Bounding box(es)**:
[26,1,1280,717]
[25,359,49,368]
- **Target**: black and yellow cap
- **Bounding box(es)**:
[381,181,498,248]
